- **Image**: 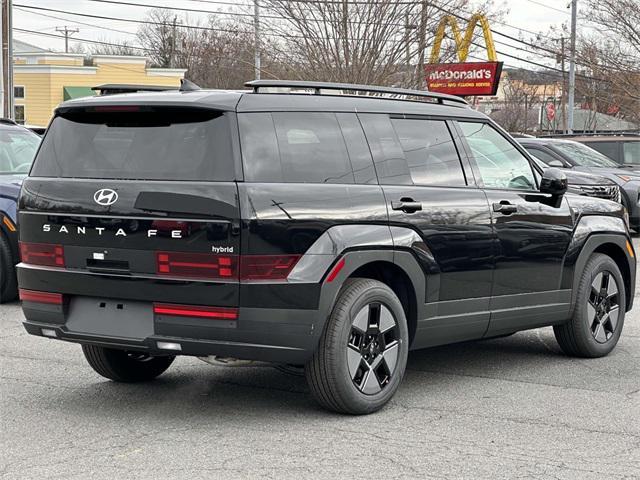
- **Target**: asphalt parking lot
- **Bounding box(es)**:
[1,240,639,480]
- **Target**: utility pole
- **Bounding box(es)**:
[416,0,428,90]
[1,0,13,119]
[254,0,261,80]
[404,10,416,88]
[559,36,568,134]
[169,16,177,68]
[567,0,577,133]
[55,26,79,53]
[342,0,349,78]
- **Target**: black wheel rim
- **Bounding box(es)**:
[588,271,620,344]
[347,302,399,395]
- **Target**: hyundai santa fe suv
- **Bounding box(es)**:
[17,80,636,414]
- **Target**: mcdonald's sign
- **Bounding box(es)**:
[426,14,503,96]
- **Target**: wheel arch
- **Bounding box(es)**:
[572,234,635,313]
[347,260,419,346]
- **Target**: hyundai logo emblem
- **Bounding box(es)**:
[93,188,119,206]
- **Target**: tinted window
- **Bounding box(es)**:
[459,122,535,190]
[32,108,234,181]
[623,141,640,165]
[524,147,563,166]
[551,142,619,167]
[336,113,377,184]
[239,112,355,184]
[390,118,465,186]
[0,127,40,174]
[585,141,619,162]
[359,114,412,185]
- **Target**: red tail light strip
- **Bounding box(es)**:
[155,252,301,281]
[153,303,238,320]
[239,255,301,281]
[19,242,65,267]
[19,289,63,305]
[157,252,237,279]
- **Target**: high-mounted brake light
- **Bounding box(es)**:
[156,252,238,279]
[239,255,300,281]
[19,242,65,267]
[19,289,63,305]
[93,105,140,113]
[153,303,238,320]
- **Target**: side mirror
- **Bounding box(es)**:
[540,168,568,196]
[547,159,564,168]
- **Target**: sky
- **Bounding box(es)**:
[12,0,577,71]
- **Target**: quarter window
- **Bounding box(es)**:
[390,118,465,186]
[239,112,356,184]
[459,122,536,190]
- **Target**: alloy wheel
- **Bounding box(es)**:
[587,271,620,344]
[347,302,400,395]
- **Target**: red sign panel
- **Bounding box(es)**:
[545,102,556,121]
[424,61,503,96]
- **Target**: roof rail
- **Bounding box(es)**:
[245,80,468,107]
[544,132,640,138]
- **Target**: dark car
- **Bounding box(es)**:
[518,138,640,231]
[16,80,636,414]
[568,135,640,168]
[0,121,41,302]
[529,155,620,203]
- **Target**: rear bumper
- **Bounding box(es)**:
[17,265,326,364]
[22,316,317,364]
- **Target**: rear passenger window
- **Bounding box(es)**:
[390,118,466,186]
[239,112,355,184]
[359,114,412,185]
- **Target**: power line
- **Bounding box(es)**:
[15,2,626,80]
[13,27,280,79]
[14,6,137,36]
[18,3,561,62]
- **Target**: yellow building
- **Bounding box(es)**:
[13,43,185,127]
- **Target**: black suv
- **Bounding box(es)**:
[17,80,636,414]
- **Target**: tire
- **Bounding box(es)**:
[554,253,626,358]
[0,234,17,303]
[82,344,175,382]
[306,278,409,415]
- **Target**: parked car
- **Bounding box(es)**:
[518,138,640,231]
[17,80,635,414]
[529,155,620,203]
[566,135,640,168]
[0,120,41,302]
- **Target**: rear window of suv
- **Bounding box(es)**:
[31,107,235,181]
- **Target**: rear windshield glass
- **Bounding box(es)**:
[31,108,234,181]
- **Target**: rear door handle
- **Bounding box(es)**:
[391,199,422,213]
[493,201,518,215]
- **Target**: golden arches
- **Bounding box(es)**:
[429,14,497,64]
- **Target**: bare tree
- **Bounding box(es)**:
[578,1,640,125]
[259,0,501,87]
[489,69,551,133]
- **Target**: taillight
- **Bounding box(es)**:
[19,242,65,267]
[154,252,301,281]
[153,303,238,320]
[239,255,300,281]
[19,289,63,305]
[156,252,238,279]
